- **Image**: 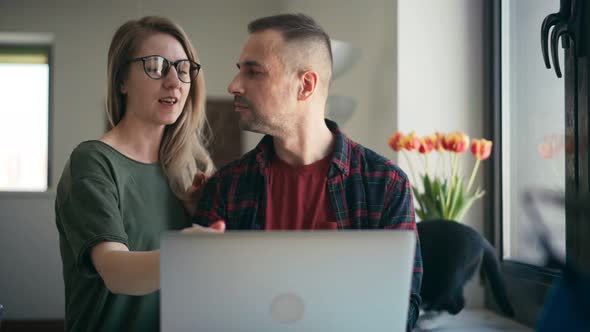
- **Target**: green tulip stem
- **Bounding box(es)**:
[466,158,481,193]
[403,151,419,186]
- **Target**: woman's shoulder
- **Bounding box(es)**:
[66,140,119,180]
[56,141,119,203]
[72,140,112,155]
[71,139,116,162]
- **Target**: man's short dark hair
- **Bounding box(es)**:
[247,13,333,66]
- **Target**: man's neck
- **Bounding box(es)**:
[272,117,335,166]
[100,116,165,163]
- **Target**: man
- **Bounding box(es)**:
[193,13,422,330]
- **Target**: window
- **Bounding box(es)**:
[500,0,566,265]
[0,46,51,191]
[486,0,590,326]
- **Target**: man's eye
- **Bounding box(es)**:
[247,70,262,77]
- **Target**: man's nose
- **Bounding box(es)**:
[227,74,244,95]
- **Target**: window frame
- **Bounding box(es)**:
[485,0,590,326]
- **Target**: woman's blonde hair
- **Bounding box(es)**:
[106,16,214,200]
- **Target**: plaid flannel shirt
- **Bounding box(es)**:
[194,119,423,330]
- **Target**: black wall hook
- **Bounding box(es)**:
[540,0,581,78]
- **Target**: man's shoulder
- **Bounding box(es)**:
[211,148,260,179]
[197,149,261,215]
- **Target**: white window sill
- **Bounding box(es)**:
[415,309,532,331]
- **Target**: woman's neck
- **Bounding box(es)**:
[100,117,165,163]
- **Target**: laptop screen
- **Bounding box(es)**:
[161,231,415,332]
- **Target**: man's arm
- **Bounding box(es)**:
[193,172,227,227]
[381,170,423,331]
[183,173,209,215]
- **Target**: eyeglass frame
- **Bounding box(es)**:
[127,54,201,83]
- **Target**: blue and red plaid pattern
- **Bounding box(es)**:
[194,119,423,330]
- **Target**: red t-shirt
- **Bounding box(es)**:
[265,153,338,230]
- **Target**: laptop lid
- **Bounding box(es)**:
[161,231,415,332]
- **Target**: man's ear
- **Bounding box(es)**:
[297,71,318,101]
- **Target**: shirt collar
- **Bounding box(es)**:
[253,119,350,177]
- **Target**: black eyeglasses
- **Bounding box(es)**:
[128,55,201,83]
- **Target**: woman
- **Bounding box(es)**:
[55,16,222,332]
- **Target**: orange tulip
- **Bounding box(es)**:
[441,134,451,150]
[433,132,445,151]
[401,131,421,151]
[419,135,436,154]
[471,139,493,160]
[444,132,470,153]
[388,132,404,151]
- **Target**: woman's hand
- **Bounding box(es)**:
[181,220,226,234]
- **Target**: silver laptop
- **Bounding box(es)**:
[161,231,416,332]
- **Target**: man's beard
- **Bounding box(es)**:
[238,113,268,134]
[235,95,274,134]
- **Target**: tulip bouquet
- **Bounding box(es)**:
[388,131,492,222]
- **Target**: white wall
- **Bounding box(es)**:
[398,0,486,308]
[0,192,61,319]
